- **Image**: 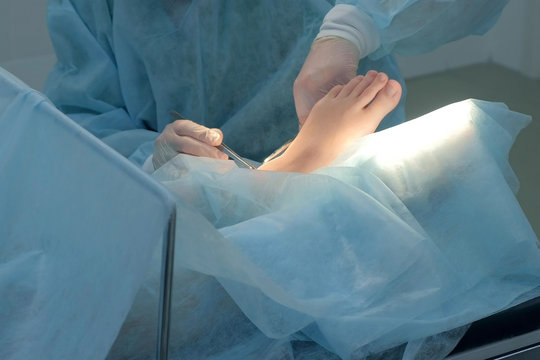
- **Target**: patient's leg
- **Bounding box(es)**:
[260,71,402,173]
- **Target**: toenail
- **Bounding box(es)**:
[385,84,398,97]
[377,73,387,81]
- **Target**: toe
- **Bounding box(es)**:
[365,79,402,116]
[350,71,379,99]
[327,84,344,98]
[337,75,364,98]
[356,72,389,107]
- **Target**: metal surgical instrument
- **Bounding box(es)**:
[169,110,255,169]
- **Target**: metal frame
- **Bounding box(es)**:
[156,210,177,360]
[446,329,540,360]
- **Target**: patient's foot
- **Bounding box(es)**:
[260,71,402,173]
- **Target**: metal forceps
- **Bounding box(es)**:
[262,138,294,164]
[169,110,255,169]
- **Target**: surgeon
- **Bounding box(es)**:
[45,0,509,171]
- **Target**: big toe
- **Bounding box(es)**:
[366,80,402,117]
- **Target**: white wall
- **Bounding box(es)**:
[397,0,540,79]
[1,0,539,90]
[0,1,56,91]
[492,0,540,78]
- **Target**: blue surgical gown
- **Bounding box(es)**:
[336,0,509,58]
[44,0,507,167]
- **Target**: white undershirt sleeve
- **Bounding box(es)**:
[316,4,381,57]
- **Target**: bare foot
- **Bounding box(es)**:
[260,71,402,173]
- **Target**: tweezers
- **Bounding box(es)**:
[169,110,255,169]
[262,138,294,164]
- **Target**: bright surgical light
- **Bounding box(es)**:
[374,101,474,169]
[328,100,479,200]
[334,100,476,171]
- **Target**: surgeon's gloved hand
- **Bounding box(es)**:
[152,119,228,169]
[293,36,360,127]
[294,4,382,126]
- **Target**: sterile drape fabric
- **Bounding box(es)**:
[109,99,540,359]
[2,65,539,359]
[0,67,174,360]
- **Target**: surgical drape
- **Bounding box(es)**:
[0,67,175,360]
[2,64,539,359]
[108,99,540,359]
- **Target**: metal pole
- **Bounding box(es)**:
[156,209,176,360]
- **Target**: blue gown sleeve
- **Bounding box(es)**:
[44,0,157,166]
[334,0,509,58]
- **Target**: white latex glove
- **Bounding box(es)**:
[294,4,381,126]
[152,119,228,169]
[293,36,360,127]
